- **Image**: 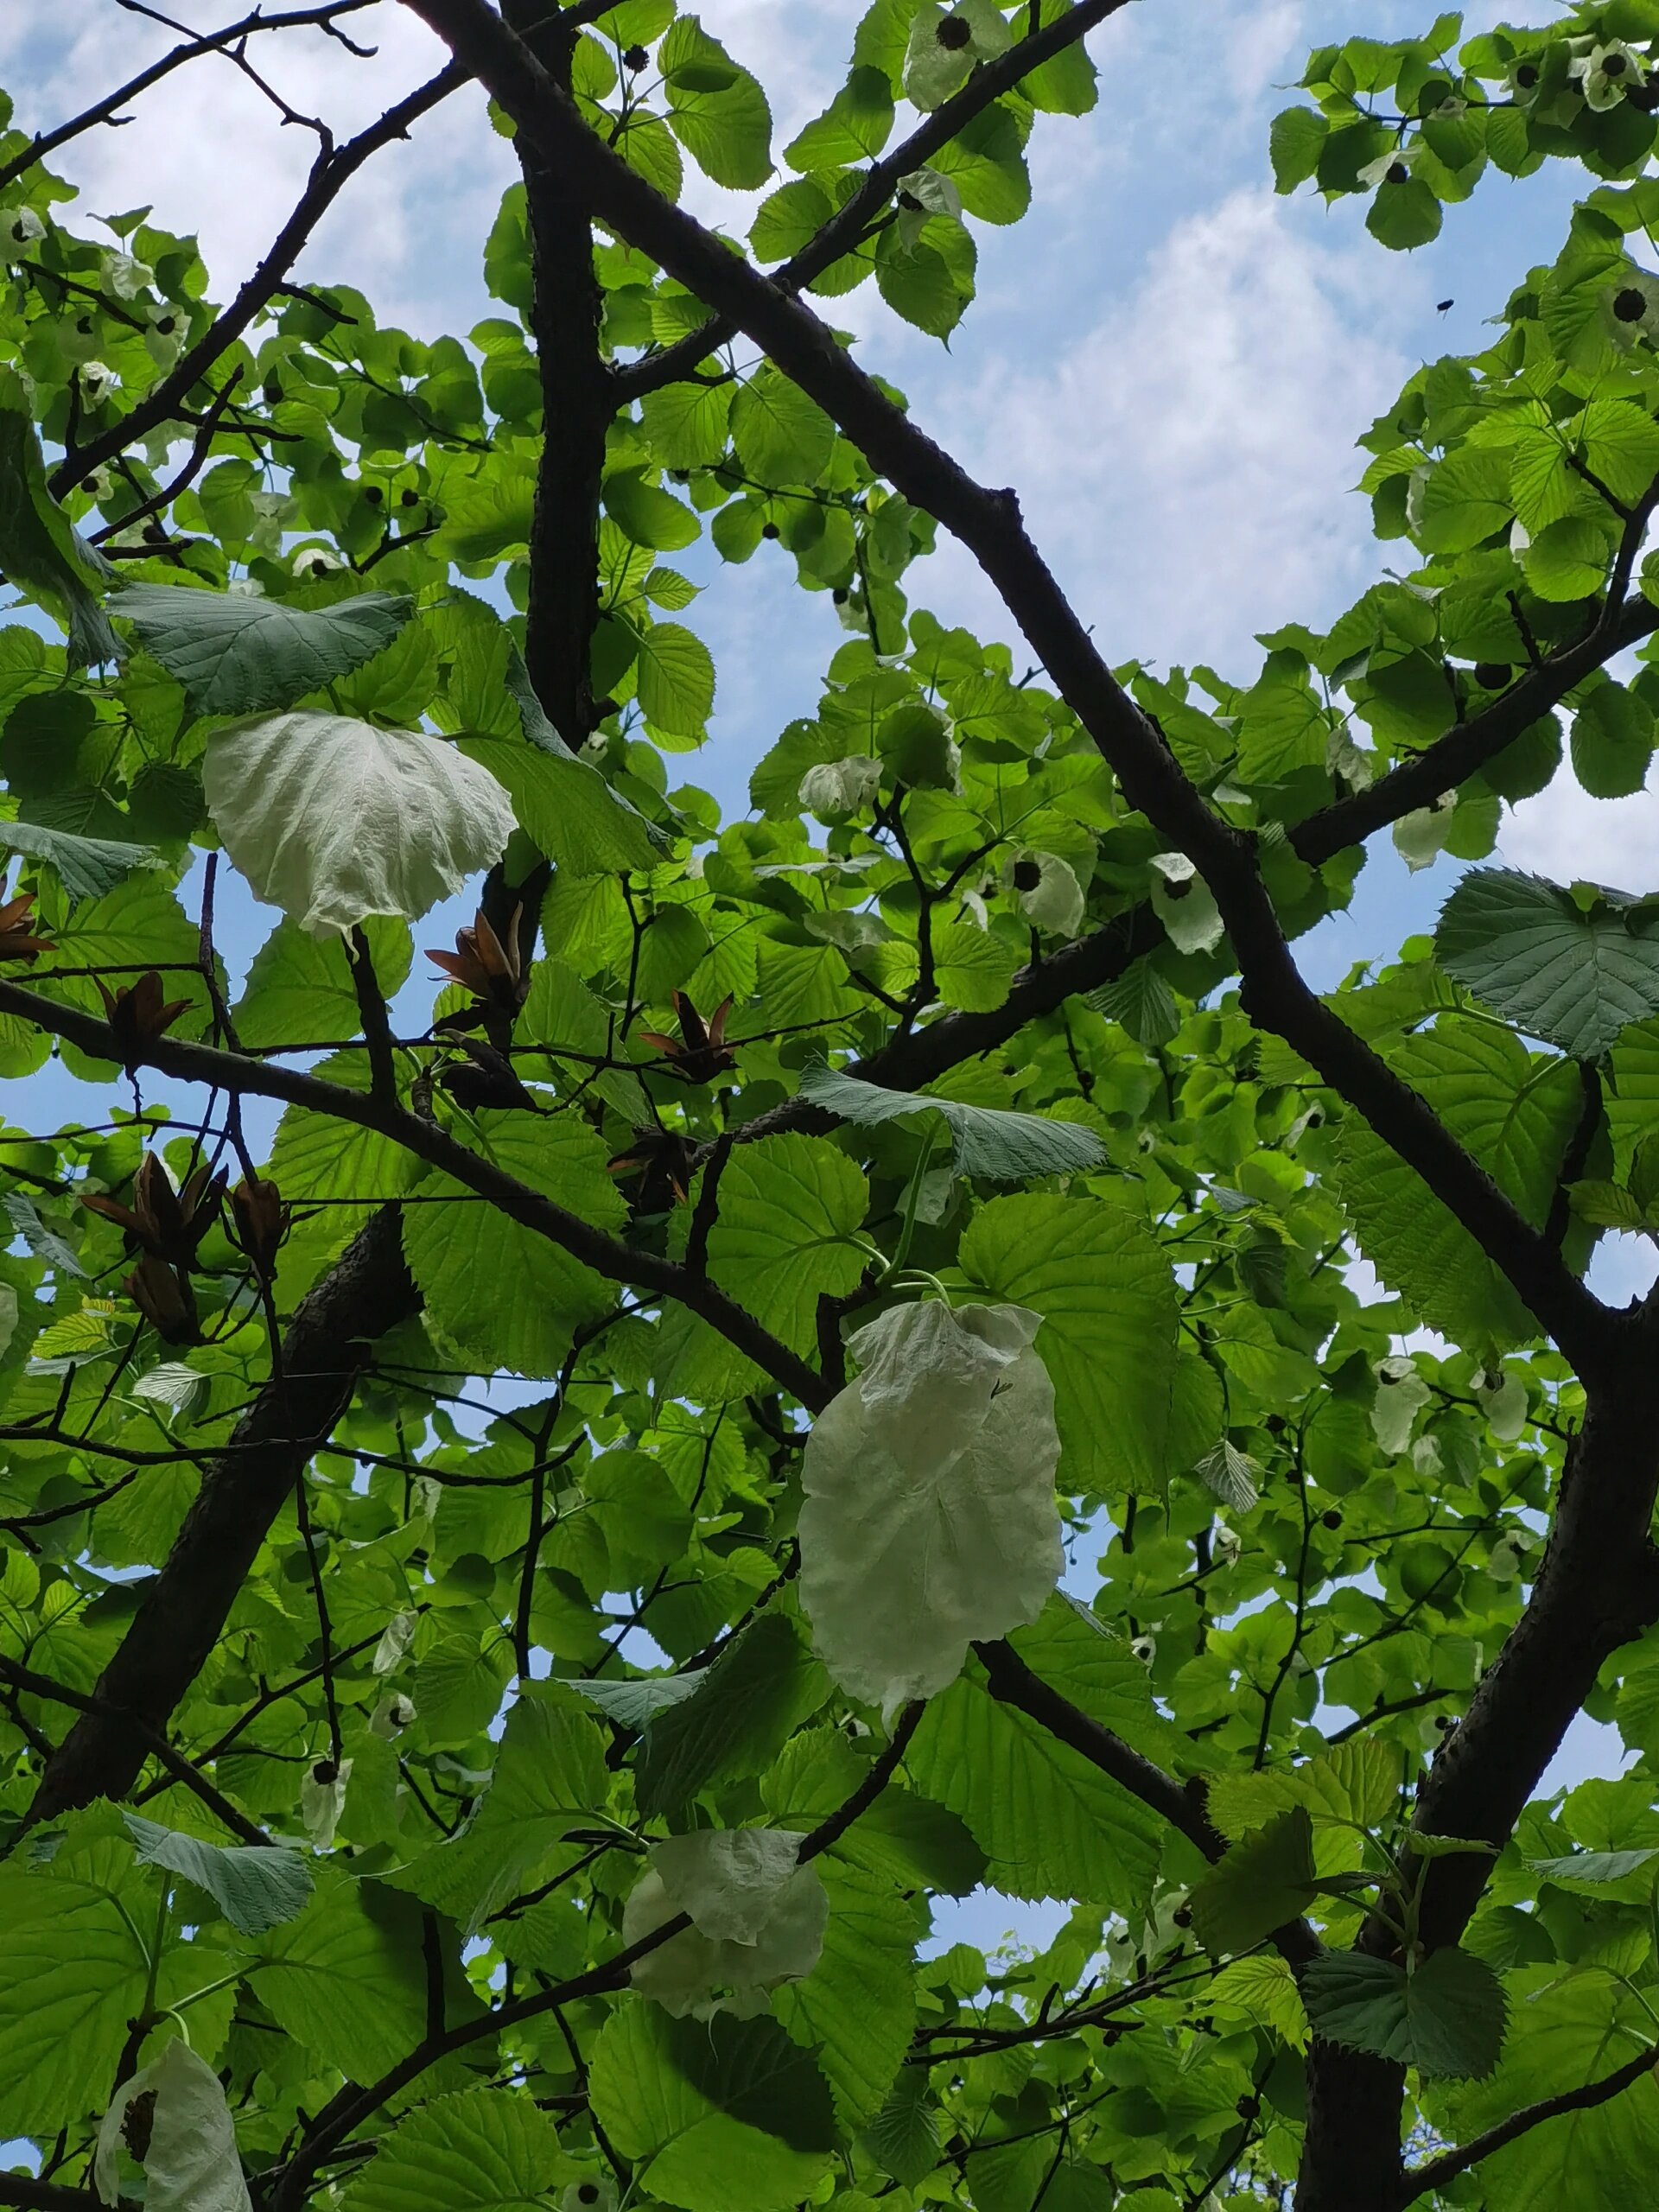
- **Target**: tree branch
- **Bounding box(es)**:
[0,1,378,195]
[48,61,467,496]
[0,977,827,1410]
[1396,2040,1658,2206]
[503,0,610,740]
[399,0,1615,1370]
[610,0,1133,404]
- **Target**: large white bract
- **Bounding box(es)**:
[624,1827,828,2018]
[95,2039,251,2212]
[798,1300,1064,1717]
[203,711,516,938]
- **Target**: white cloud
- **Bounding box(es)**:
[901,187,1425,677]
[1501,779,1659,891]
[4,3,512,336]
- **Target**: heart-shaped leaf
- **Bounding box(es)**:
[1434,868,1659,1060]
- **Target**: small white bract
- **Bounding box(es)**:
[204,710,516,937]
[625,1828,829,2018]
[95,2039,251,2212]
[798,1299,1064,1717]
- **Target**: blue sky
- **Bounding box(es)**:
[0,3,1649,1951]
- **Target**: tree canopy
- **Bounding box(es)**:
[3,3,1659,2209]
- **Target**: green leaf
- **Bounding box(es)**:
[604,470,701,552]
[1335,1014,1582,1344]
[639,1612,830,1816]
[907,1671,1162,1914]
[124,1813,312,1935]
[589,2002,836,2212]
[636,620,716,737]
[785,68,894,167]
[1270,106,1327,193]
[115,582,412,715]
[0,365,118,668]
[1570,681,1654,799]
[1528,1847,1659,1886]
[403,1111,627,1377]
[703,1134,868,1357]
[1435,868,1659,1060]
[731,365,836,484]
[1366,175,1444,250]
[959,1194,1179,1494]
[0,1865,149,2134]
[394,1688,607,1931]
[251,1872,437,2083]
[461,734,668,874]
[773,1860,921,2130]
[1089,958,1181,1046]
[1,817,162,903]
[234,914,411,1051]
[661,16,773,189]
[862,2067,940,2184]
[1452,1968,1659,2208]
[340,2088,571,2212]
[798,1062,1106,1179]
[1188,1808,1318,1955]
[1301,1946,1507,2079]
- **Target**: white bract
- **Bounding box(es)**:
[300,1757,351,1848]
[373,1609,417,1675]
[1358,143,1421,190]
[903,0,1014,108]
[625,1828,828,2018]
[1473,1364,1529,1442]
[798,1300,1063,1717]
[895,167,963,247]
[1148,852,1224,954]
[799,754,880,823]
[204,711,515,937]
[95,2040,251,2212]
[1371,1355,1431,1455]
[1572,39,1643,109]
[1007,849,1086,938]
[1393,792,1456,872]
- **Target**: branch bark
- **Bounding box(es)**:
[0,977,827,1408]
[502,0,609,739]
[397,0,1611,1375]
[0,1,378,196]
[610,0,1133,404]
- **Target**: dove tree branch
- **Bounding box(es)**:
[610,0,1134,404]
[392,0,1613,1377]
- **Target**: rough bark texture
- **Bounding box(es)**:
[29,1209,417,1819]
[501,0,608,741]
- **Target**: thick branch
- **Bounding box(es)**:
[503,0,609,738]
[975,1640,1319,1971]
[0,977,826,1409]
[48,62,466,496]
[399,0,1614,1372]
[611,0,1132,404]
[1396,2040,1658,2206]
[28,1207,417,1820]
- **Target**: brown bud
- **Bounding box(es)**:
[96,970,193,1066]
[124,1253,199,1344]
[231,1176,289,1280]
